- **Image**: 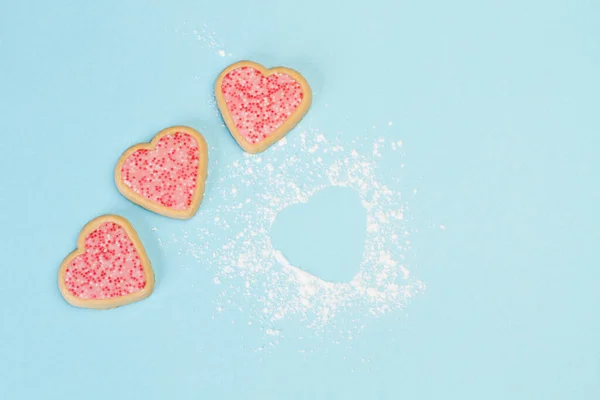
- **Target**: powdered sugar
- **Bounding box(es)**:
[173,22,232,58]
[158,125,424,346]
[159,26,425,348]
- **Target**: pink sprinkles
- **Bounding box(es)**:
[221,66,304,144]
[121,132,200,210]
[65,222,146,300]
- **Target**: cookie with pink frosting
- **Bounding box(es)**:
[115,126,208,219]
[215,60,312,154]
[58,215,155,309]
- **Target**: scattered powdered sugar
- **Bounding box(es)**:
[159,24,424,348]
[173,22,232,58]
[158,125,425,346]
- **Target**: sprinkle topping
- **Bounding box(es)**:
[64,222,146,299]
[221,66,304,144]
[120,132,200,210]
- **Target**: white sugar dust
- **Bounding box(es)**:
[157,126,425,347]
[174,22,231,58]
[157,27,425,349]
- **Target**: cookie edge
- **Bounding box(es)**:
[214,60,312,154]
[57,214,155,309]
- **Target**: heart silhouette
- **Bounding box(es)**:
[58,215,155,309]
[115,126,208,219]
[215,60,312,154]
[270,187,367,283]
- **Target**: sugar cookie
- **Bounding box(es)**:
[58,215,155,309]
[115,126,208,219]
[215,60,312,154]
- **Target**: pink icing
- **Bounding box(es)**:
[65,222,146,300]
[221,66,304,144]
[121,131,200,210]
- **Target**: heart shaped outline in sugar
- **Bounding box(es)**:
[114,126,209,220]
[215,60,312,154]
[58,215,155,309]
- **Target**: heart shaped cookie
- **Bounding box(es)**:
[58,215,154,309]
[115,126,208,219]
[215,61,312,154]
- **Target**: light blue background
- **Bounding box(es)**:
[1,0,599,399]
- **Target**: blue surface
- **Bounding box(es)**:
[271,187,367,282]
[1,1,599,399]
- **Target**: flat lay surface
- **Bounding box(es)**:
[1,1,599,399]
